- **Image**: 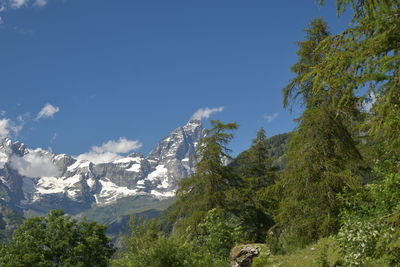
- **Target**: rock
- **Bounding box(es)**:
[230,244,269,267]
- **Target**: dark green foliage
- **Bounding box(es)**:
[276,107,363,248]
[0,210,115,267]
[169,123,281,246]
[313,0,400,165]
[234,128,278,242]
[238,128,276,182]
[309,0,400,264]
[196,208,243,257]
[112,215,228,267]
[232,132,290,171]
[265,132,290,169]
[276,16,365,249]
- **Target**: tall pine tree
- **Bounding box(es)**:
[170,120,239,237]
[314,0,400,169]
[276,107,363,247]
[276,18,364,248]
[235,128,277,242]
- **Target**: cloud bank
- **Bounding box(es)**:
[1,0,46,9]
[0,0,49,25]
[0,119,11,138]
[10,0,29,8]
[0,118,24,138]
[92,138,142,154]
[10,153,60,178]
[77,137,142,164]
[264,112,279,123]
[35,103,60,120]
[191,107,224,120]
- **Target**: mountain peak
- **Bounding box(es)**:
[187,118,201,125]
[0,137,25,157]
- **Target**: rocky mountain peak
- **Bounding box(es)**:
[0,138,25,157]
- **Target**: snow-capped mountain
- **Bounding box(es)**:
[0,119,203,214]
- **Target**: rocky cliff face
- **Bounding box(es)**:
[0,119,203,214]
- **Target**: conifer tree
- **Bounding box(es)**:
[313,0,400,168]
[239,128,275,184]
[276,107,363,247]
[283,18,330,109]
[236,128,277,242]
[171,120,239,237]
[276,18,364,248]
[313,1,400,263]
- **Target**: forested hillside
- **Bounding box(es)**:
[0,0,399,266]
[233,132,290,171]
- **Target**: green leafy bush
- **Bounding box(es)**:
[112,214,230,267]
[196,208,243,257]
[337,173,400,266]
[0,210,115,267]
[337,217,384,266]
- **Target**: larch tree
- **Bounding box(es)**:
[276,18,365,248]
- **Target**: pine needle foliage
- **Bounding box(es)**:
[276,107,363,248]
[171,120,239,237]
[283,18,330,109]
[236,128,278,242]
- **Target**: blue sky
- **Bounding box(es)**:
[0,0,352,157]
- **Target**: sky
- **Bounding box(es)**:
[0,0,352,157]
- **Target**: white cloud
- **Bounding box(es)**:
[0,116,25,138]
[264,112,279,123]
[76,151,123,164]
[76,137,142,164]
[12,113,30,135]
[10,123,23,135]
[35,103,60,120]
[92,137,142,153]
[0,0,51,25]
[34,0,47,7]
[50,133,57,144]
[0,119,11,138]
[17,112,31,123]
[0,110,6,116]
[191,107,224,120]
[10,0,29,9]
[10,153,60,178]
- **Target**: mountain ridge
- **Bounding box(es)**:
[0,119,203,216]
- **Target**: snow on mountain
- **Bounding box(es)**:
[0,119,203,214]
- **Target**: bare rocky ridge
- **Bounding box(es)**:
[0,119,203,214]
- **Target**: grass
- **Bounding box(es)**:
[252,238,343,267]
